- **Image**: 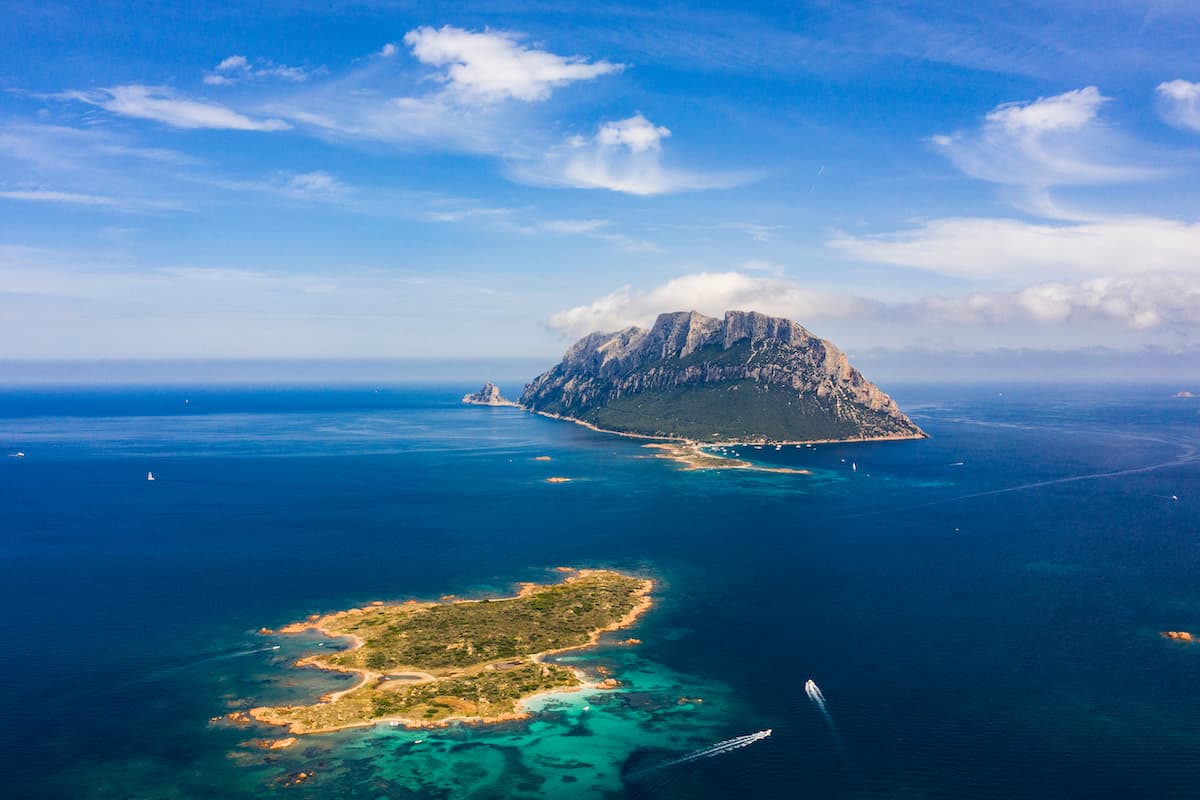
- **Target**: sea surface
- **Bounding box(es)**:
[1,383,1198,799]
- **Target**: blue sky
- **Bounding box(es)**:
[3,1,1200,370]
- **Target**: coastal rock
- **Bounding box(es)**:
[521,310,925,443]
[462,382,516,406]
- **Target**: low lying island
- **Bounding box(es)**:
[246,569,652,734]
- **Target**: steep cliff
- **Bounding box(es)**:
[520,310,925,443]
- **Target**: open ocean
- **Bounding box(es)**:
[1,383,1198,799]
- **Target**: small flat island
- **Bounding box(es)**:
[246,569,652,734]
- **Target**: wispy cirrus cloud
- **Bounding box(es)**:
[265,26,624,157]
[514,114,750,195]
[0,185,183,212]
[204,170,352,203]
[60,84,290,131]
[931,86,1155,192]
[1157,79,1200,132]
[512,217,659,252]
[0,189,120,206]
[0,123,197,171]
[719,222,781,242]
[45,27,727,197]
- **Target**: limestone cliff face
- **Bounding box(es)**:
[520,310,924,442]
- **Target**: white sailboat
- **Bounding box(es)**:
[146,471,156,481]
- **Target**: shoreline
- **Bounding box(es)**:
[246,569,653,734]
[526,408,924,472]
[462,398,522,408]
[642,442,812,474]
[524,407,927,448]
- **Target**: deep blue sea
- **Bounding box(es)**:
[1,384,1199,799]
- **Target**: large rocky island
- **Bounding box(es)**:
[245,569,651,734]
[521,310,925,444]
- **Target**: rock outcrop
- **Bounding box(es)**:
[520,310,925,443]
[462,382,517,406]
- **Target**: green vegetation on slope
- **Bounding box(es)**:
[249,570,650,732]
[526,339,920,442]
[584,380,893,441]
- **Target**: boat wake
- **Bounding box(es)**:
[630,729,772,779]
[806,679,849,764]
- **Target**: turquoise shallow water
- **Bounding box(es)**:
[1,384,1199,798]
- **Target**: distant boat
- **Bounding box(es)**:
[851,462,857,472]
[146,471,156,481]
[11,451,24,458]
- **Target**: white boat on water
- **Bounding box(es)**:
[146,471,156,481]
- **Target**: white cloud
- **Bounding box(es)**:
[202,170,352,203]
[1157,79,1200,132]
[204,55,312,86]
[269,90,506,155]
[0,186,182,213]
[424,205,513,223]
[0,189,119,206]
[530,218,610,235]
[512,217,660,252]
[932,86,1153,190]
[64,85,290,131]
[548,271,869,337]
[380,42,398,58]
[986,86,1105,134]
[595,114,669,152]
[548,270,1200,349]
[719,222,780,242]
[518,114,749,195]
[402,25,622,104]
[216,55,249,72]
[914,273,1200,330]
[830,215,1200,282]
[277,171,349,200]
[0,123,197,171]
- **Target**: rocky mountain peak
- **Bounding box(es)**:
[520,310,925,443]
